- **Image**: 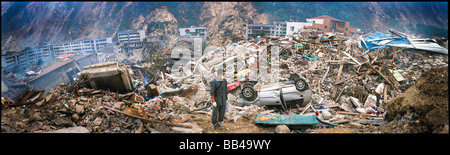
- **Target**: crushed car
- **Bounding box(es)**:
[233,73,312,110]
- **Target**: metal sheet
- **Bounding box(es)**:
[254,114,320,125]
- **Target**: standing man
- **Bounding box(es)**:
[210,68,227,131]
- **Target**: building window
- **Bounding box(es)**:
[346,28,348,31]
[291,26,294,31]
[324,25,327,29]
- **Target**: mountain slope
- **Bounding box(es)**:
[1,2,448,53]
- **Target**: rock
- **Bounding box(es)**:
[275,125,290,133]
[135,122,144,133]
[31,112,43,121]
[46,126,90,133]
[172,123,203,133]
[321,110,333,120]
[348,122,363,128]
[354,119,385,126]
[114,102,125,110]
[54,117,72,126]
[75,104,85,114]
[93,117,103,126]
[72,113,80,120]
[364,82,375,90]
[35,99,45,107]
[91,90,102,95]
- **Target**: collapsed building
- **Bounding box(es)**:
[2,54,99,103]
[1,28,448,133]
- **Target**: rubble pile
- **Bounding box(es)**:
[1,28,448,133]
[384,67,448,133]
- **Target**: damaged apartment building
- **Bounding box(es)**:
[1,37,114,69]
[117,29,163,54]
[246,15,363,39]
[2,34,123,102]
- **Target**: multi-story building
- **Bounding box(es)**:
[1,51,27,68]
[306,15,362,37]
[179,26,207,41]
[246,22,287,39]
[117,29,146,43]
[144,36,162,52]
[286,22,313,36]
[246,15,363,39]
[117,29,146,53]
[1,37,112,68]
[120,36,163,53]
[26,45,53,65]
[50,37,113,56]
[272,22,287,37]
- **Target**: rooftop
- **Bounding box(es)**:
[310,15,343,22]
[56,54,75,59]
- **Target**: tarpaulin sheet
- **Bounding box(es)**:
[255,114,320,125]
[361,32,410,51]
[254,114,337,127]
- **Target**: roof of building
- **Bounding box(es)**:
[310,15,342,21]
[27,54,95,83]
[56,54,75,59]
[179,27,206,29]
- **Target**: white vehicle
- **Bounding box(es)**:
[238,74,312,110]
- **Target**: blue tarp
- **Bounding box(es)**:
[142,77,149,87]
[254,114,336,127]
[361,32,410,51]
[1,64,19,72]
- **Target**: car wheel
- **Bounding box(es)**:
[295,79,308,91]
[241,84,257,101]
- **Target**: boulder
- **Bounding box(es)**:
[46,126,90,133]
[275,125,290,133]
[172,123,203,133]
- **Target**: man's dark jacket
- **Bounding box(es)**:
[210,78,227,105]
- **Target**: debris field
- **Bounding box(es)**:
[2,29,448,133]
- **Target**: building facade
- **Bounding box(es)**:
[245,15,363,39]
[306,15,362,37]
[1,37,112,68]
[117,29,147,53]
[246,22,288,39]
[1,51,27,68]
[145,36,162,52]
[117,29,146,43]
[272,22,287,37]
[179,26,207,41]
[50,37,113,57]
[286,22,313,36]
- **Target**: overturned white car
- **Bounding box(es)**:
[236,74,312,110]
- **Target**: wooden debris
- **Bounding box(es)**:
[366,63,399,90]
[337,111,381,117]
[332,64,344,99]
[101,106,192,128]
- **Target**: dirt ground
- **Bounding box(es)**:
[384,67,448,133]
[187,113,275,133]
